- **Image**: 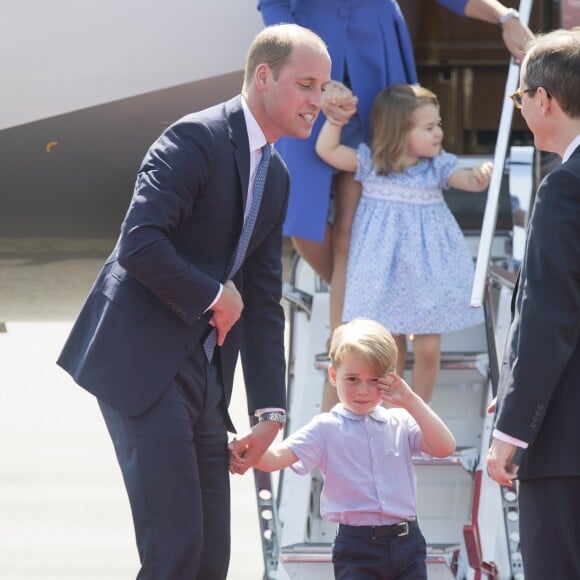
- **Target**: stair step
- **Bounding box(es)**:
[414,446,478,470]
[280,542,460,563]
[314,352,488,373]
[282,282,313,315]
[405,352,488,373]
[280,542,330,563]
[279,542,458,580]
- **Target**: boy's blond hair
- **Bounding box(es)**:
[329,318,398,375]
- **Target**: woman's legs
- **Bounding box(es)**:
[410,334,441,403]
[289,171,361,412]
[329,171,362,331]
[290,226,333,285]
[321,171,361,411]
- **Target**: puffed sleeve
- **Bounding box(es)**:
[433,150,459,189]
[354,143,372,184]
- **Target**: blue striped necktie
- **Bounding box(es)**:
[203,144,272,360]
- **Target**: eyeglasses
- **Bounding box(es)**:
[509,87,537,109]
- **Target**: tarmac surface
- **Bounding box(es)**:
[0,237,275,579]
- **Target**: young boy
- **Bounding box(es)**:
[229,318,456,579]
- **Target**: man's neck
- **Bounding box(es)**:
[562,131,580,163]
[550,121,580,158]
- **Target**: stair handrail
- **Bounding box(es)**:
[470,0,535,309]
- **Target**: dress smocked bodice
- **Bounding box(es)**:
[355,143,457,204]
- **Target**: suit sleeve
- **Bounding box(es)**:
[115,121,221,325]
[257,0,296,25]
[495,167,580,444]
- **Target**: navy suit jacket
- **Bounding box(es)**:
[495,145,580,479]
[58,96,289,425]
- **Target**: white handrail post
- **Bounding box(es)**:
[470,0,534,308]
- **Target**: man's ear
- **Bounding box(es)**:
[254,63,270,91]
[328,364,337,386]
[537,86,554,115]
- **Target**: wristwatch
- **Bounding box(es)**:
[258,411,286,430]
[499,8,519,26]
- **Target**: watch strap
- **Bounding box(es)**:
[258,411,286,429]
[499,8,519,25]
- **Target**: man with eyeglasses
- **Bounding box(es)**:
[487,29,580,579]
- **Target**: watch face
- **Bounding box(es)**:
[261,412,286,425]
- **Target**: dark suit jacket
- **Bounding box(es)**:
[495,144,580,479]
[58,96,289,425]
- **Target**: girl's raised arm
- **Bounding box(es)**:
[315,119,358,172]
[315,81,358,172]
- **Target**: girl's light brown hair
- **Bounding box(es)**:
[329,318,397,376]
[370,84,439,175]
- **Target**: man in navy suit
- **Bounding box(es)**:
[487,29,580,579]
[58,24,331,579]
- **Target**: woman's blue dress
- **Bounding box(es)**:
[258,0,468,241]
[342,144,483,334]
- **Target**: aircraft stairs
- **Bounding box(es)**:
[252,139,535,580]
[251,3,536,575]
[261,254,504,580]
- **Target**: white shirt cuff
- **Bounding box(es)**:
[493,429,528,449]
[204,284,223,313]
[255,407,285,416]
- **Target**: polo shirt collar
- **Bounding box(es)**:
[331,403,388,422]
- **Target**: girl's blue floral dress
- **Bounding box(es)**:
[343,144,483,334]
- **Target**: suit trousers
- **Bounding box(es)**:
[99,343,230,580]
[519,476,580,580]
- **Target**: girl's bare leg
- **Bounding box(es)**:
[394,334,408,378]
[411,334,441,403]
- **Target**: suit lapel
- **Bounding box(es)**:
[223,96,255,278]
[226,96,250,212]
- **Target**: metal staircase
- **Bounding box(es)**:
[250,2,536,576]
[267,246,500,580]
[253,138,535,578]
